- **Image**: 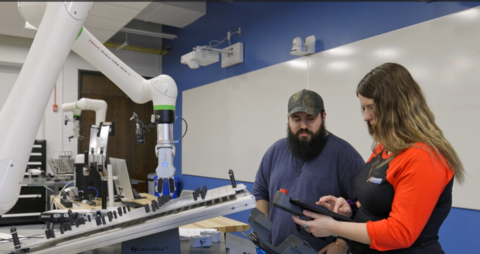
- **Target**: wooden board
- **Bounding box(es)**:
[180,216,250,233]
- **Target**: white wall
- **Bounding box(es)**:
[0,34,162,174]
[0,65,20,109]
[0,35,31,66]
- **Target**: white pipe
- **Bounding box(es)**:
[119,27,177,40]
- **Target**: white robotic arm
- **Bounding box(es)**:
[21,2,178,179]
[0,2,93,215]
[62,98,108,126]
[62,98,108,141]
[69,27,178,179]
[0,2,177,215]
[34,2,178,181]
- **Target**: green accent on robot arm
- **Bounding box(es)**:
[76,27,83,40]
[154,105,175,110]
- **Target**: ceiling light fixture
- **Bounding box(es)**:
[119,27,177,40]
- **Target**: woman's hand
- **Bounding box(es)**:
[317,196,352,218]
[292,210,336,238]
[317,240,348,254]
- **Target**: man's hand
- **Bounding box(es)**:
[256,200,269,219]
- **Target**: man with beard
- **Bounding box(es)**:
[252,89,364,253]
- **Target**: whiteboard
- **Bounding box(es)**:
[183,7,480,210]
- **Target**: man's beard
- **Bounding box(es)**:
[287,120,328,161]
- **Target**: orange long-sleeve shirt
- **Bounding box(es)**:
[352,143,454,253]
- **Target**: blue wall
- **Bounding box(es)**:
[163,2,480,252]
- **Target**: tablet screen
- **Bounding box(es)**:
[290,199,354,222]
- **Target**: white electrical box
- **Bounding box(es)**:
[221,42,244,68]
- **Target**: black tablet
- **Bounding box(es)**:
[290,198,354,222]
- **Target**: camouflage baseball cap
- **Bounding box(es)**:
[288,89,325,116]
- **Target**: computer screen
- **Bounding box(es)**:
[109,157,134,201]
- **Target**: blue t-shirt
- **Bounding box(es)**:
[251,133,364,251]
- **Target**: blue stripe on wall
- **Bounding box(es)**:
[163,1,480,250]
[439,207,480,253]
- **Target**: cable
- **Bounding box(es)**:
[130,112,155,133]
[228,30,241,45]
[50,180,75,210]
[88,186,99,199]
[209,28,241,48]
[61,182,74,187]
[209,38,227,48]
[78,186,99,199]
[247,232,277,254]
[130,112,155,130]
[42,185,55,193]
[0,232,44,245]
[175,116,188,143]
[130,112,156,144]
[131,112,188,143]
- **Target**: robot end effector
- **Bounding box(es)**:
[156,145,176,179]
[64,115,84,142]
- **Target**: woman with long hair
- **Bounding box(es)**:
[292,63,464,254]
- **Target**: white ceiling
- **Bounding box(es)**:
[135,2,206,28]
[0,2,205,43]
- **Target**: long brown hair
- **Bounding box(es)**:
[357,63,464,183]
